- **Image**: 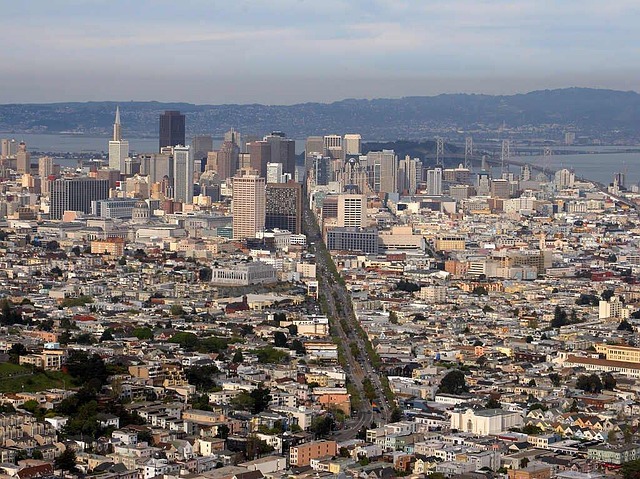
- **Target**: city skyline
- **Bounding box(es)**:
[0,1,638,104]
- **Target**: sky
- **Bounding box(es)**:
[1,0,639,104]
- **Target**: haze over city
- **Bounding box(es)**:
[1,0,639,104]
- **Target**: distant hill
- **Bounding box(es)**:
[1,88,639,140]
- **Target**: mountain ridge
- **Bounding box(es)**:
[1,88,639,141]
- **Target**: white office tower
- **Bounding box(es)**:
[173,145,194,204]
[398,155,421,195]
[323,134,343,159]
[108,106,129,172]
[554,168,575,189]
[337,194,366,228]
[266,162,284,183]
[426,166,443,196]
[343,134,362,156]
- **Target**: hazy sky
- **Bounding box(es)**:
[2,0,639,104]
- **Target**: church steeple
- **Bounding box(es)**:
[113,106,122,141]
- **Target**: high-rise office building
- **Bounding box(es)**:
[232,168,265,240]
[1,139,18,159]
[490,178,510,199]
[426,166,443,196]
[264,132,296,178]
[212,141,239,181]
[337,194,367,228]
[343,134,362,156]
[265,182,302,234]
[398,155,421,195]
[16,141,31,174]
[225,128,243,151]
[266,162,284,184]
[50,178,109,220]
[305,136,324,172]
[192,135,213,160]
[38,156,54,195]
[159,111,186,151]
[108,107,129,172]
[173,145,194,205]
[323,134,343,159]
[247,140,271,177]
[367,150,397,195]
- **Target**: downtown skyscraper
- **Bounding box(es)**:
[159,111,185,151]
[108,106,129,172]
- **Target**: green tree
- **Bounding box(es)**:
[55,447,78,473]
[389,311,399,324]
[311,415,335,439]
[273,331,288,347]
[100,329,114,341]
[576,374,603,393]
[216,424,230,439]
[170,304,185,316]
[548,373,561,387]
[618,319,634,332]
[132,327,154,340]
[551,305,568,328]
[169,332,199,349]
[485,397,501,409]
[437,370,469,395]
[390,408,403,422]
[8,343,27,364]
[232,351,244,363]
[602,373,616,390]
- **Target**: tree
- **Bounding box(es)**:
[132,327,154,340]
[548,373,561,387]
[250,386,271,414]
[390,408,403,422]
[471,286,488,296]
[216,424,230,439]
[186,365,218,392]
[71,246,81,257]
[55,447,78,473]
[65,351,108,386]
[273,331,288,348]
[551,305,568,328]
[485,397,501,409]
[437,370,469,395]
[46,240,60,251]
[522,424,542,435]
[388,310,399,324]
[232,351,244,363]
[199,267,212,282]
[170,304,185,316]
[621,459,640,479]
[576,374,603,393]
[100,329,114,341]
[118,256,127,266]
[8,343,27,364]
[618,319,635,332]
[601,289,615,301]
[602,373,617,391]
[311,415,335,438]
[169,332,199,349]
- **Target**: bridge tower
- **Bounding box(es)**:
[543,146,552,174]
[500,139,511,173]
[464,136,473,169]
[435,137,444,164]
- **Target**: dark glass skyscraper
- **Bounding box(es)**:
[159,110,186,151]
